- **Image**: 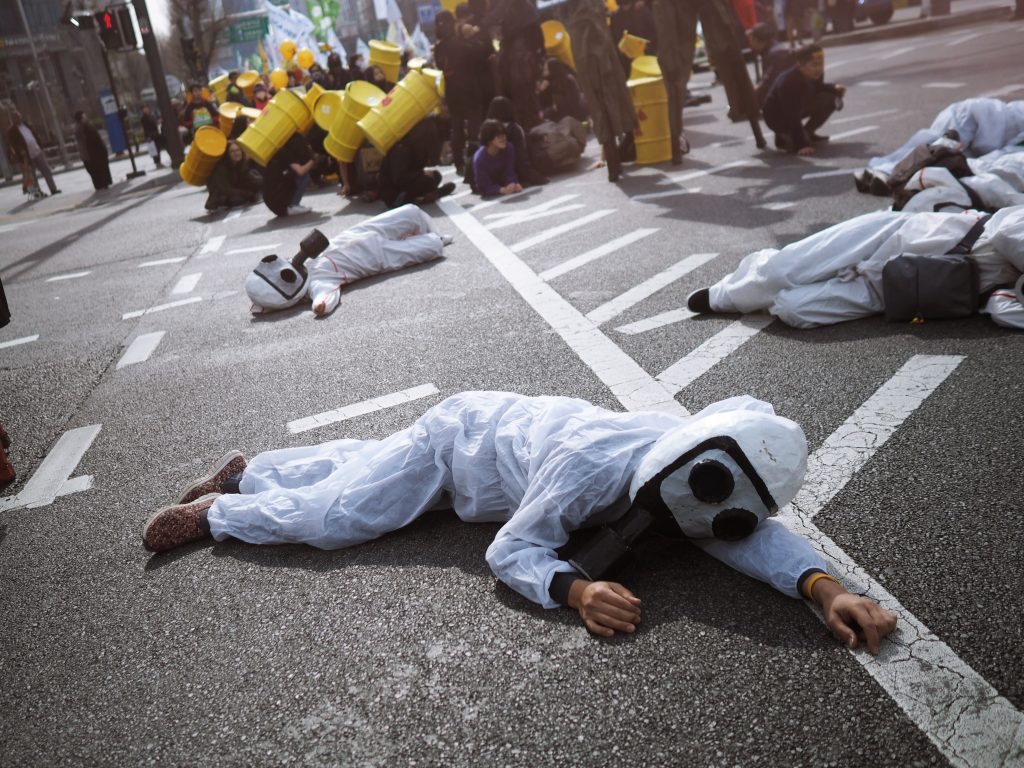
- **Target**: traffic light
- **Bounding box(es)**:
[114,5,139,49]
[96,5,140,52]
[98,9,120,50]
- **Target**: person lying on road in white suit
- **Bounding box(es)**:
[245,204,453,318]
[142,391,897,651]
[685,205,1024,330]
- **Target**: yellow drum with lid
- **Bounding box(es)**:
[240,106,263,121]
[618,32,649,59]
[324,80,385,163]
[236,89,312,166]
[218,102,243,137]
[421,67,445,98]
[236,70,260,100]
[208,74,229,105]
[369,40,402,84]
[628,77,671,164]
[357,70,440,155]
[630,55,661,80]
[303,82,325,114]
[313,90,345,131]
[542,21,576,70]
[179,125,227,186]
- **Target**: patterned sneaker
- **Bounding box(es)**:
[142,493,218,553]
[177,451,247,504]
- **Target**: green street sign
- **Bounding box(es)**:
[223,16,270,44]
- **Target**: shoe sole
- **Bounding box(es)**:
[142,493,219,552]
[176,450,245,504]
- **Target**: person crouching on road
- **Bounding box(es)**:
[762,44,846,156]
[205,141,261,211]
[377,118,457,208]
[473,119,522,197]
[262,132,315,217]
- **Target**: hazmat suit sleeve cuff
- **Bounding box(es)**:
[548,569,584,607]
[796,567,827,600]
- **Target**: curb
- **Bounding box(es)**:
[823,4,1011,46]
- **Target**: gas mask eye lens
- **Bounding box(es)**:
[688,459,735,504]
[712,507,758,541]
[280,268,297,283]
[261,254,278,263]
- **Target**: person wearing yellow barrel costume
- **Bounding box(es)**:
[205,141,261,212]
[567,0,637,182]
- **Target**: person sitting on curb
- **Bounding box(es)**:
[141,391,897,651]
[473,119,523,197]
[762,44,846,156]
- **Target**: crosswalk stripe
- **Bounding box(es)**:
[614,307,696,335]
[510,210,614,253]
[587,253,718,325]
[171,273,203,295]
[0,335,39,350]
[117,331,166,369]
[287,383,440,434]
[656,315,774,392]
[122,296,202,320]
[487,204,586,231]
[539,228,659,282]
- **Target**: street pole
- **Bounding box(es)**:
[14,0,70,169]
[98,41,146,180]
[132,0,185,168]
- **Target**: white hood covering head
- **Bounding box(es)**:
[245,254,309,314]
[629,409,808,540]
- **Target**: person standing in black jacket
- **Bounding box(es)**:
[747,23,794,109]
[73,111,112,190]
[762,44,845,156]
[140,105,164,168]
[435,11,492,175]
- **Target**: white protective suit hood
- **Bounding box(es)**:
[245,253,309,314]
[629,409,808,540]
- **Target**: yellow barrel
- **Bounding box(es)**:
[240,106,263,121]
[236,89,312,166]
[313,90,345,131]
[421,67,445,98]
[303,82,325,114]
[236,70,261,100]
[618,31,649,59]
[440,0,460,13]
[542,21,576,70]
[628,76,671,165]
[630,55,661,80]
[357,70,439,155]
[407,57,427,72]
[218,102,242,137]
[179,125,227,186]
[369,40,402,84]
[208,74,229,105]
[324,80,385,163]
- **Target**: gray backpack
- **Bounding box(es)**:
[882,215,990,322]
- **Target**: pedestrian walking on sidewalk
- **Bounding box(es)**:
[6,111,61,196]
[74,111,112,190]
[140,105,164,169]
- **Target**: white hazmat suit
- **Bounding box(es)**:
[206,392,827,609]
[706,206,1024,329]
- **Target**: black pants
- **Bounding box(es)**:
[449,103,482,174]
[381,170,440,208]
[803,91,836,134]
[85,159,112,190]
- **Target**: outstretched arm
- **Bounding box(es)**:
[806,573,897,655]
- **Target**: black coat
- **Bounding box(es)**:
[74,120,109,168]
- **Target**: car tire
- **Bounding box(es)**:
[869,4,894,24]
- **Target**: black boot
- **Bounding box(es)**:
[604,141,621,182]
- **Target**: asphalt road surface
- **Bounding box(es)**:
[2,16,1022,768]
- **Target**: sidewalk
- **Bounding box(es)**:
[824,0,1013,45]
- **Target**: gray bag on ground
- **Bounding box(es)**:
[528,117,586,175]
[882,215,990,322]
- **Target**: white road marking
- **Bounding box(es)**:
[122,296,203,320]
[760,201,794,211]
[664,159,754,185]
[487,204,586,231]
[857,80,890,87]
[200,235,226,256]
[631,186,702,202]
[0,223,21,234]
[116,331,166,369]
[780,355,1024,768]
[831,108,899,125]
[829,125,878,141]
[947,30,987,45]
[587,253,719,325]
[614,307,696,335]
[878,45,917,61]
[656,315,775,392]
[979,83,1024,98]
[171,273,203,295]
[0,425,101,511]
[449,190,472,200]
[923,82,966,89]
[225,210,243,221]
[287,383,440,434]
[224,243,280,256]
[138,257,187,268]
[0,334,39,350]
[539,228,659,282]
[465,188,533,212]
[45,271,91,283]
[802,168,857,180]
[482,194,580,220]
[441,166,458,177]
[439,197,685,415]
[510,210,614,253]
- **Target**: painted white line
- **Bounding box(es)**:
[171,273,203,295]
[631,186,702,202]
[224,243,280,256]
[287,383,440,434]
[923,82,965,89]
[138,257,187,268]
[439,197,686,415]
[540,228,659,282]
[122,296,203,320]
[449,189,472,200]
[614,307,696,335]
[465,188,533,212]
[116,331,166,369]
[487,204,586,231]
[979,83,1024,98]
[482,194,580,221]
[0,425,101,511]
[225,210,243,221]
[509,210,614,253]
[857,80,890,87]
[441,166,458,177]
[45,271,92,283]
[760,201,794,211]
[200,235,226,256]
[664,159,754,185]
[802,167,857,180]
[0,334,39,350]
[831,108,898,125]
[656,315,774,392]
[830,125,878,141]
[780,355,1024,768]
[0,223,21,234]
[878,45,917,61]
[587,253,719,325]
[947,30,987,46]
